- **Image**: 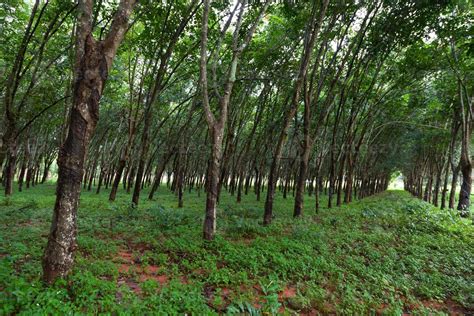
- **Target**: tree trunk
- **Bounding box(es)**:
[457,160,471,216]
[41,161,52,183]
[448,165,459,209]
[109,159,125,201]
[336,156,345,206]
[457,118,472,215]
[433,162,442,207]
[42,0,135,284]
[131,114,151,205]
[203,128,223,240]
[148,149,174,200]
[293,86,311,217]
[453,43,472,216]
[344,154,355,203]
[18,161,26,192]
[264,0,327,224]
[4,141,17,196]
[26,166,33,189]
[440,158,450,209]
[96,167,104,194]
[294,145,310,217]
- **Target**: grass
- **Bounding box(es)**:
[0,183,473,315]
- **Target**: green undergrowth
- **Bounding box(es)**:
[0,184,473,315]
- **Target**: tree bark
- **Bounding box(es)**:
[457,160,472,216]
[204,128,223,240]
[4,142,17,196]
[456,89,472,215]
[440,157,450,209]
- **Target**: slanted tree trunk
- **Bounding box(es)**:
[131,0,198,206]
[449,166,459,209]
[294,81,312,218]
[446,110,461,209]
[41,160,53,183]
[26,165,33,189]
[18,160,27,192]
[294,138,311,218]
[42,0,136,284]
[126,162,135,193]
[440,156,450,209]
[109,76,139,201]
[456,84,472,216]
[2,1,40,196]
[109,158,126,200]
[265,1,325,224]
[450,40,473,215]
[148,151,173,200]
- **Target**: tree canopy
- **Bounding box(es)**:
[0,0,472,301]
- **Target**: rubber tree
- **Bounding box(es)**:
[200,0,270,240]
[42,0,136,284]
[263,1,327,225]
[131,0,200,206]
[2,1,75,195]
[451,41,472,215]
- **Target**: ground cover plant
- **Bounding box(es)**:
[1,185,473,314]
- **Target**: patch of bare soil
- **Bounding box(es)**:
[113,247,172,296]
[278,285,297,300]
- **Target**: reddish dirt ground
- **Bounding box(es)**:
[112,247,470,314]
[279,285,297,300]
[114,247,170,294]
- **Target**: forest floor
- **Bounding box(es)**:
[0,185,473,315]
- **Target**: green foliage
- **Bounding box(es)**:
[1,186,473,314]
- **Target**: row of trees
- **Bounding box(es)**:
[400,11,472,215]
[1,0,471,283]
